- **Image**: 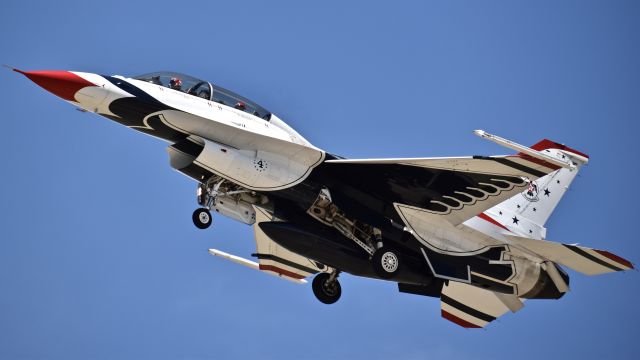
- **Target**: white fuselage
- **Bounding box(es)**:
[43,70,560,297]
[70,73,327,191]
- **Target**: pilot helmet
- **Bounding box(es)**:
[170,77,182,87]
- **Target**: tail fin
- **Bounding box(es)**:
[489,139,589,237]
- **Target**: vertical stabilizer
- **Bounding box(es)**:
[486,139,589,238]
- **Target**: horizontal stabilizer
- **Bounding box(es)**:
[507,236,634,275]
[440,281,524,328]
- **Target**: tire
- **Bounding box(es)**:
[312,273,342,304]
[372,247,400,279]
[192,208,212,229]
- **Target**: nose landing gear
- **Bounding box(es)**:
[192,178,260,229]
[192,180,218,230]
[192,208,212,229]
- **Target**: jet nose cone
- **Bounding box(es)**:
[15,69,97,102]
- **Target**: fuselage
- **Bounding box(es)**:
[18,69,566,300]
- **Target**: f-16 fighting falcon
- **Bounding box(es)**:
[15,68,634,328]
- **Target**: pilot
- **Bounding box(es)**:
[234,101,246,110]
[149,75,162,85]
[169,77,182,91]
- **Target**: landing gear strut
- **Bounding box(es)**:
[192,179,223,230]
[312,271,342,304]
[191,182,216,229]
[192,178,258,229]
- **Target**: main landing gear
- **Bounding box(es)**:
[306,189,403,283]
[369,229,401,279]
[309,236,402,306]
[310,248,400,305]
[312,271,342,304]
[372,246,400,279]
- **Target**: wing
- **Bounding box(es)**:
[324,154,560,226]
[440,281,524,328]
[252,207,328,281]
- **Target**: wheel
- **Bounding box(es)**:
[312,273,342,304]
[372,247,400,279]
[192,208,212,229]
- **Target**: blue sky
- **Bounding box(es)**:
[1,0,639,359]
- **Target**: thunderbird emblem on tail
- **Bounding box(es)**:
[15,68,634,328]
[523,180,539,202]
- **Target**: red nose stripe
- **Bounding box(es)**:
[15,69,96,102]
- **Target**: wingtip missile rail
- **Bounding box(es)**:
[474,130,577,170]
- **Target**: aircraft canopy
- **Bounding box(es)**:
[133,71,271,121]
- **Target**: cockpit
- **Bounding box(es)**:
[133,71,272,121]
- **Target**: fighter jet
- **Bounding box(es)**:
[15,68,634,328]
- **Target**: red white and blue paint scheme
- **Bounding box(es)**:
[16,68,634,328]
